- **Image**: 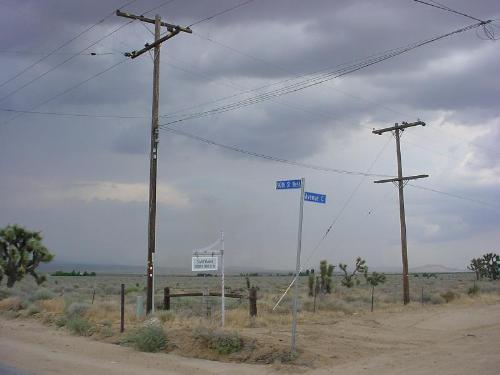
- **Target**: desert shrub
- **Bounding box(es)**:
[67,316,92,336]
[55,316,67,327]
[0,287,14,300]
[26,304,41,315]
[98,320,114,338]
[30,288,55,301]
[121,324,167,353]
[155,310,175,323]
[0,297,22,311]
[441,291,457,303]
[193,326,242,354]
[468,284,480,296]
[66,302,90,317]
[125,286,141,294]
[430,294,445,304]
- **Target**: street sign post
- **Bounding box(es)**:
[276,178,326,354]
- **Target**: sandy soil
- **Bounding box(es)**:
[1,303,500,374]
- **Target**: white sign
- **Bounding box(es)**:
[192,256,218,272]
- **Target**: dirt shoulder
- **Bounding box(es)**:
[1,302,500,375]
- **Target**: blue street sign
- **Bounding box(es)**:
[304,192,326,204]
[276,179,302,190]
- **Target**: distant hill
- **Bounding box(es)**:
[409,264,465,273]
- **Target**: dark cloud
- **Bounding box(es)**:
[1,0,499,270]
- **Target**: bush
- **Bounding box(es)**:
[468,284,480,296]
[55,316,67,327]
[67,316,92,336]
[155,310,175,323]
[430,294,445,304]
[66,302,90,317]
[30,288,55,301]
[193,326,242,355]
[0,287,13,300]
[121,324,167,353]
[0,297,22,311]
[441,291,457,303]
[27,304,41,316]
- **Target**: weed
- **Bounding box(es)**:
[55,316,67,327]
[67,316,93,336]
[30,288,55,301]
[430,294,445,304]
[26,304,41,316]
[468,284,480,296]
[441,291,457,303]
[193,326,242,354]
[66,302,90,317]
[121,324,167,353]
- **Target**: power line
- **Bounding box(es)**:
[191,29,499,159]
[0,19,134,104]
[0,0,138,91]
[0,59,130,127]
[159,20,489,128]
[0,0,181,127]
[161,125,393,178]
[188,0,256,27]
[407,183,499,208]
[413,0,485,23]
[0,106,143,119]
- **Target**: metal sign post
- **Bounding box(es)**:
[276,178,327,354]
[192,233,225,327]
[291,177,305,354]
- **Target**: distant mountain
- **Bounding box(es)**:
[409,264,465,273]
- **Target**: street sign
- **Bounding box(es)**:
[276,179,302,189]
[192,256,218,272]
[304,192,326,204]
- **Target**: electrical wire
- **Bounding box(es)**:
[0,0,138,91]
[160,125,393,178]
[188,0,256,27]
[159,20,489,128]
[272,137,392,310]
[413,0,485,22]
[0,58,130,127]
[407,183,499,208]
[0,19,134,104]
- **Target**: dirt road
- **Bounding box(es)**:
[1,303,499,374]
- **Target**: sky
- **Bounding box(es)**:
[0,0,499,272]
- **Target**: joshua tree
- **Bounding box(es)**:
[0,225,54,287]
[468,258,485,281]
[339,257,368,288]
[319,260,335,293]
[365,271,387,312]
[482,253,500,280]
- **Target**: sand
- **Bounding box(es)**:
[1,302,499,374]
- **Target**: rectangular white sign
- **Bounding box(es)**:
[192,256,218,272]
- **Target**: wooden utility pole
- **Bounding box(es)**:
[116,10,191,315]
[372,121,428,305]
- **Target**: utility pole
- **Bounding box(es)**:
[116,10,192,315]
[372,121,428,305]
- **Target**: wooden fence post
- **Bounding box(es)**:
[249,287,257,317]
[164,287,170,310]
[120,284,125,333]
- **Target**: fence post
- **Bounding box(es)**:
[120,284,125,333]
[164,287,170,310]
[249,287,257,317]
